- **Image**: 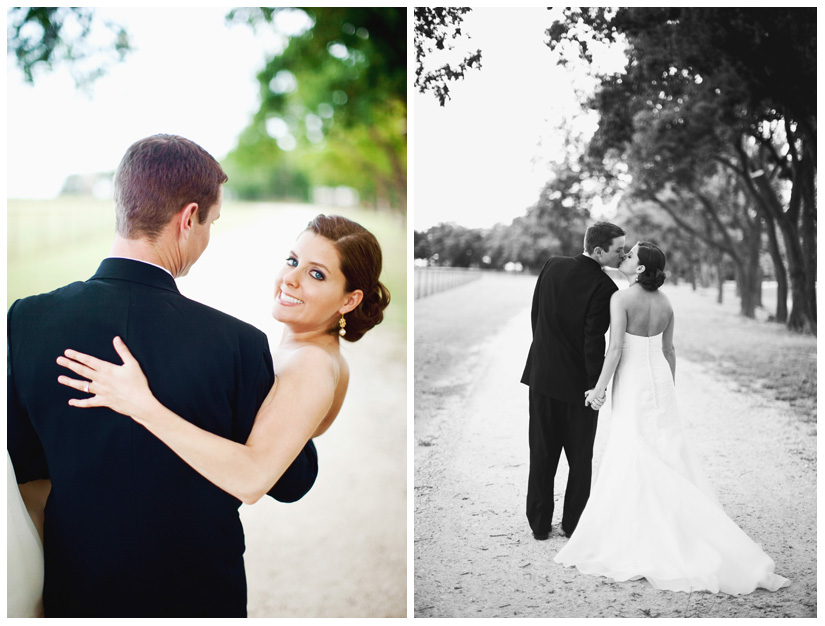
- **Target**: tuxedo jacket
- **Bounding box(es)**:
[7,258,318,617]
[521,254,618,404]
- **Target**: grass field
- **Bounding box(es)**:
[7,197,407,335]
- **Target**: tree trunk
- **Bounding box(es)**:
[716,260,725,304]
[732,248,759,319]
[727,248,763,318]
[746,213,763,314]
[783,224,816,333]
[799,155,817,330]
[747,156,815,333]
[762,214,788,323]
[734,137,815,333]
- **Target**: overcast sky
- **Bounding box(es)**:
[414,7,625,231]
[6,6,624,230]
[6,7,310,199]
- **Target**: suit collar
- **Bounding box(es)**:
[90,258,180,294]
[576,253,602,270]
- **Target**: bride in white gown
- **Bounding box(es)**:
[554,241,790,595]
[7,452,46,617]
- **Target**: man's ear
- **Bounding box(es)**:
[177,203,199,239]
[339,290,364,315]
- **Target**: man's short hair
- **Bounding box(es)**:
[114,134,228,240]
[584,221,625,254]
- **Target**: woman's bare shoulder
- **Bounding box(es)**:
[611,287,634,305]
[657,289,674,311]
[276,343,339,381]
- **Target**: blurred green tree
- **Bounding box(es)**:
[7,7,131,91]
[226,8,406,210]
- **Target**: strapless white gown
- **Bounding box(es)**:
[7,453,45,617]
[554,332,790,595]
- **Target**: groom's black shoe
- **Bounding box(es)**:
[532,530,550,541]
[562,527,573,538]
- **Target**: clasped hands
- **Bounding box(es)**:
[584,388,606,410]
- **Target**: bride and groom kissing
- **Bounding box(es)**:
[521,221,790,595]
[8,135,390,617]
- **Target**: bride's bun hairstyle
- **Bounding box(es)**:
[306,214,391,342]
[636,241,667,291]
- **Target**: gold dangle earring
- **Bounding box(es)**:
[338,314,347,336]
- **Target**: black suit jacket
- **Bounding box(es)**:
[521,254,618,404]
[7,258,318,617]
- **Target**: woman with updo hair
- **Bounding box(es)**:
[305,214,391,342]
[57,214,390,504]
[555,241,790,595]
[634,241,667,291]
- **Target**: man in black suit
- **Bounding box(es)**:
[7,135,318,617]
[521,222,626,540]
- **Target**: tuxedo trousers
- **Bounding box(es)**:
[526,389,598,536]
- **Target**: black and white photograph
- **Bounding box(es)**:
[414,7,816,618]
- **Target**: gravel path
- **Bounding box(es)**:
[414,273,815,618]
[179,204,407,617]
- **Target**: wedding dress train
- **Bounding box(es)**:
[7,453,45,617]
[554,332,790,595]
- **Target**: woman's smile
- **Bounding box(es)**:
[276,290,304,306]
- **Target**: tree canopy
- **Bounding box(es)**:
[418,8,815,332]
[7,7,131,91]
[225,7,407,210]
[7,7,406,211]
[548,7,816,331]
[414,7,482,106]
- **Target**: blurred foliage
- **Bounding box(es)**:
[222,128,312,202]
[414,223,486,268]
[415,163,595,272]
[226,8,406,210]
[414,7,482,106]
[7,7,406,211]
[6,6,131,91]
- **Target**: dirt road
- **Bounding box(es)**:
[414,273,815,618]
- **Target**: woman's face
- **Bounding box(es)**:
[618,243,642,278]
[272,231,359,332]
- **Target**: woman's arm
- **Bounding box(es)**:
[57,337,335,505]
[662,311,676,381]
[584,292,627,407]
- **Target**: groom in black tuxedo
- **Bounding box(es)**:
[521,222,625,540]
[7,135,318,617]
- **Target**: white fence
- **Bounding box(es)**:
[414,266,483,299]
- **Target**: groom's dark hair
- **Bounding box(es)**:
[584,221,625,254]
[114,134,228,240]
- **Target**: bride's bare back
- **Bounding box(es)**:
[620,287,674,337]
